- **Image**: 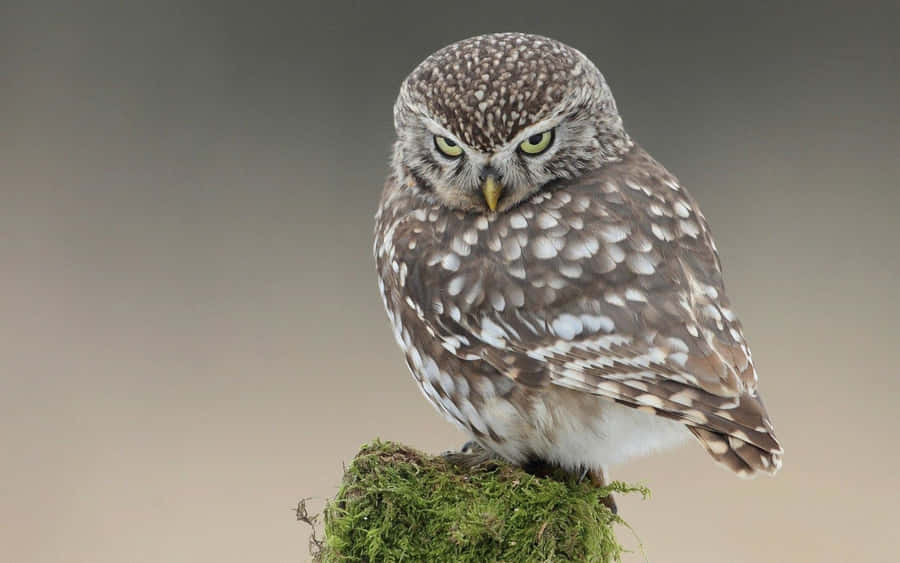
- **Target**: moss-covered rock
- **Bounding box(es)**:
[315,440,647,562]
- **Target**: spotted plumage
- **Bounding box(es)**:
[375,33,782,485]
[399,33,599,152]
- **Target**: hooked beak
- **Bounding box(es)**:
[481,175,503,212]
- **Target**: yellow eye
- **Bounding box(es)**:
[519,130,554,155]
[434,136,463,157]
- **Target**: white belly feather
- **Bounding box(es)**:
[469,385,690,471]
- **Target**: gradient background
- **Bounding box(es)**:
[2,1,898,562]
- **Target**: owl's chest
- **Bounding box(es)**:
[377,188,644,321]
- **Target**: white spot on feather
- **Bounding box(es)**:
[451,236,471,256]
[508,212,527,229]
[532,236,558,259]
[625,288,647,302]
[489,291,506,311]
[606,243,626,263]
[600,225,629,243]
[506,286,525,307]
[461,400,489,435]
[636,394,665,408]
[441,253,460,271]
[668,389,697,405]
[480,317,508,347]
[536,213,558,229]
[673,201,691,218]
[651,223,674,241]
[679,220,700,238]
[552,314,583,340]
[708,439,729,455]
[669,352,688,366]
[702,304,722,321]
[685,408,708,423]
[563,237,599,260]
[437,369,456,394]
[559,262,583,278]
[664,178,680,191]
[447,275,465,296]
[423,356,441,384]
[580,314,614,333]
[627,253,656,275]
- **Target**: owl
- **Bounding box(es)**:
[374,33,782,505]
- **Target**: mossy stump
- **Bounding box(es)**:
[311,440,646,562]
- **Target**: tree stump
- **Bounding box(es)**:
[303,440,647,562]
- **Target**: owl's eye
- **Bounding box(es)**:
[519,130,554,155]
[434,136,463,158]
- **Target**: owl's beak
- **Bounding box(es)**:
[481,175,503,212]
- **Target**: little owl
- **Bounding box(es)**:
[374,32,782,508]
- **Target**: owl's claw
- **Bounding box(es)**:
[588,468,618,514]
[441,440,496,467]
[460,440,478,453]
[600,493,618,515]
[578,467,590,483]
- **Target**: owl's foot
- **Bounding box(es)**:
[460,440,479,453]
[441,440,497,467]
[588,468,618,514]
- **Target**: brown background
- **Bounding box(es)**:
[2,1,898,561]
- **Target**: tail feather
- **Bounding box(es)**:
[690,426,783,477]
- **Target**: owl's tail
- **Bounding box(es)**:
[689,426,783,478]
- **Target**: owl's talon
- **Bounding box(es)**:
[440,440,482,458]
[460,440,478,453]
[577,467,590,483]
[600,494,618,515]
[589,468,619,514]
[442,441,496,467]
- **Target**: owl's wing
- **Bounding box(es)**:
[406,252,783,477]
[438,285,783,477]
[504,323,781,477]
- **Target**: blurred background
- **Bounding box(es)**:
[1,1,897,561]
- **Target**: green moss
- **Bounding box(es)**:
[316,440,647,562]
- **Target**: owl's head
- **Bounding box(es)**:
[392,33,631,213]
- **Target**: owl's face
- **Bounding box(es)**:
[391,33,632,213]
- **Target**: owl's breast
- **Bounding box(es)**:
[377,183,668,325]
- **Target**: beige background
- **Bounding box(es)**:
[2,2,898,561]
